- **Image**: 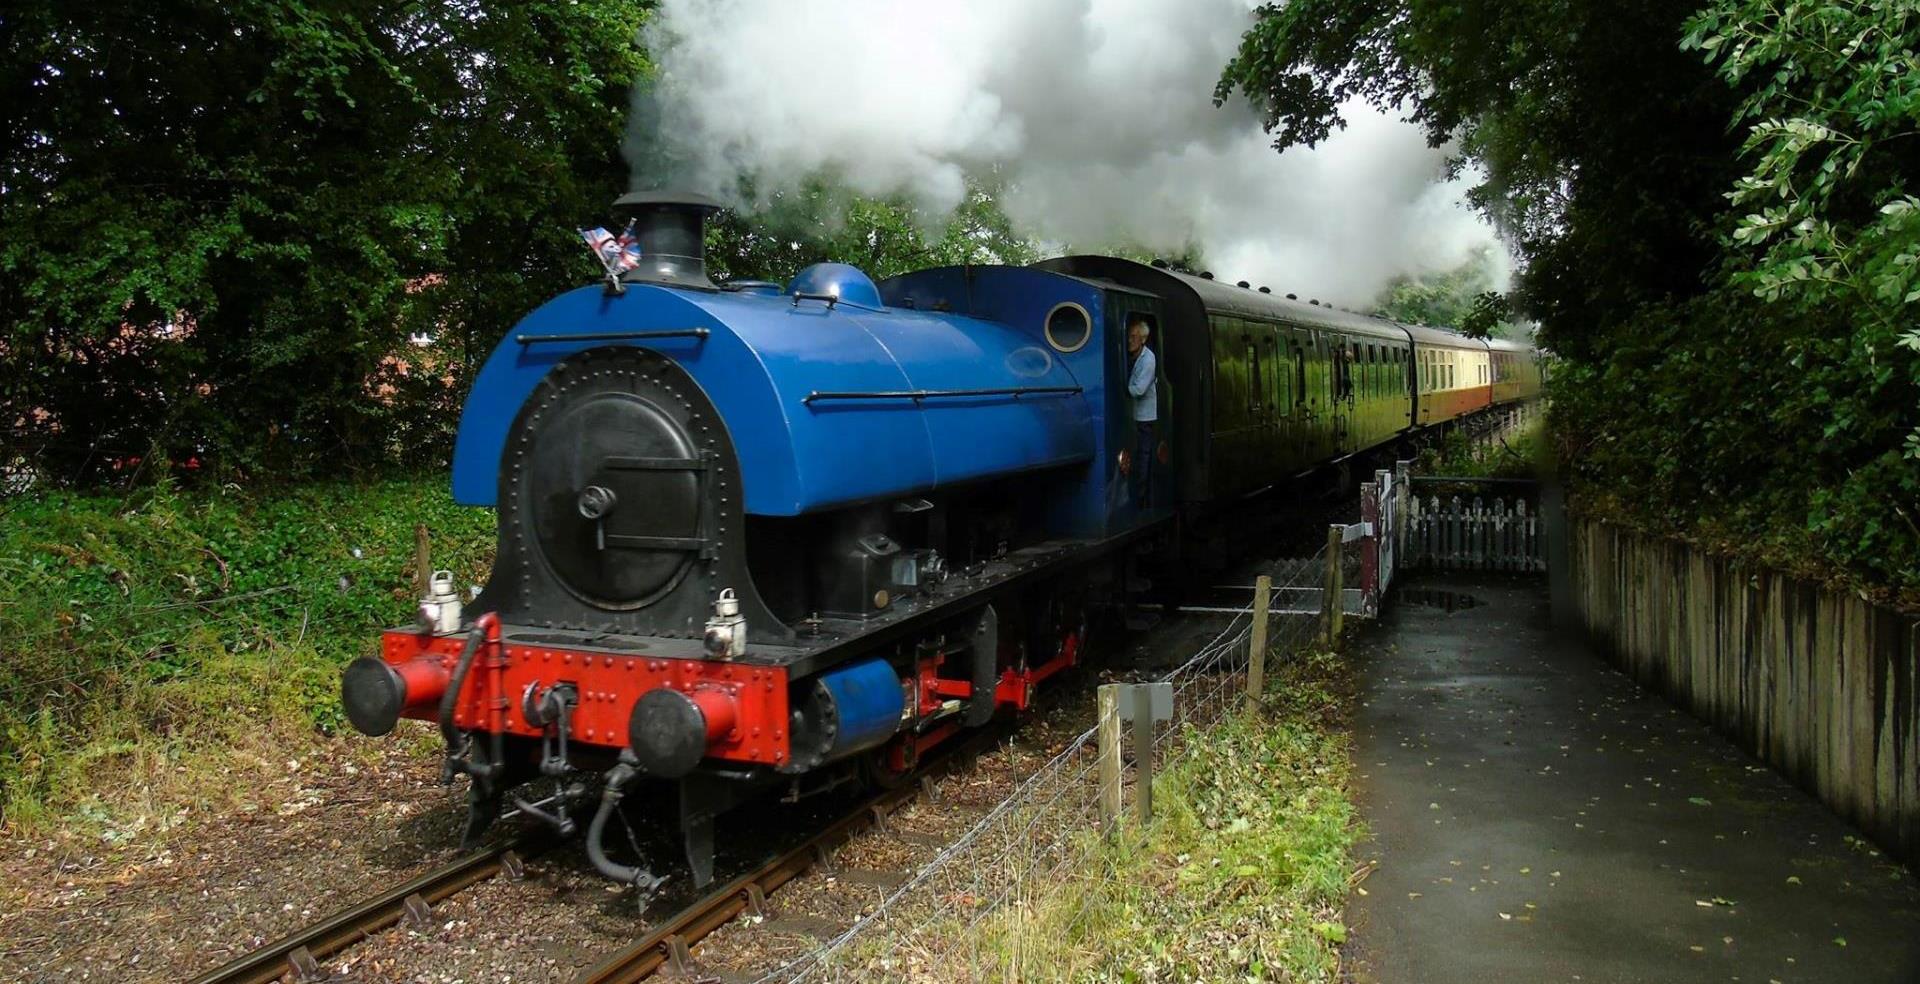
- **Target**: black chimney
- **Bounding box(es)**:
[611,191,723,289]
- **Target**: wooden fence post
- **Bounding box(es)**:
[1097,684,1123,833]
[1324,525,1344,646]
[1247,574,1272,704]
[413,523,431,597]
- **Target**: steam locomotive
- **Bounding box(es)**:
[341,193,1540,888]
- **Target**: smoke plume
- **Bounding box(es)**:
[636,0,1506,307]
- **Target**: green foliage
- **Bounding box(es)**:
[967,650,1357,982]
[0,476,494,832]
[1374,252,1494,328]
[1219,0,1919,598]
[1416,418,1545,479]
[2,2,1051,486]
[1216,0,1746,353]
[1682,0,1920,455]
[1373,248,1519,338]
[2,1,651,483]
[1457,292,1514,341]
[1550,291,1920,597]
[704,179,1040,286]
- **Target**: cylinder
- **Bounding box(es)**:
[789,658,906,771]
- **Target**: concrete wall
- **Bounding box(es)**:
[1569,517,1918,866]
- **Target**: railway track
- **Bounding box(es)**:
[575,730,1003,984]
[186,833,550,984]
[184,727,998,984]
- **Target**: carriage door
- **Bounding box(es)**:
[1329,337,1353,456]
[1269,326,1291,470]
[1280,325,1309,472]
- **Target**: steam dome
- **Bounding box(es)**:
[787,263,884,309]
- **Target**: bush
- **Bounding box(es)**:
[1549,289,1920,602]
[0,476,495,833]
[1414,417,1545,480]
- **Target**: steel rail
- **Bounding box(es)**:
[574,729,1005,984]
[187,834,550,984]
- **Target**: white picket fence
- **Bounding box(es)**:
[1246,465,1544,626]
[1402,492,1545,572]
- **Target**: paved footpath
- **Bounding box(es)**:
[1346,573,1920,984]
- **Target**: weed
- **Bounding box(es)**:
[0,476,493,839]
[963,650,1360,983]
[1416,417,1544,480]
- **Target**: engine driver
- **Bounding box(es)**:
[1127,318,1157,506]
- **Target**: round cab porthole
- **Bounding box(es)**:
[1044,302,1092,353]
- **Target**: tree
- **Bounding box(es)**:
[1679,0,1920,577]
[1215,0,1747,358]
[1,1,650,482]
[1686,2,1920,321]
[1217,0,1920,593]
[704,178,1038,287]
[1373,247,1511,335]
[1685,0,1920,461]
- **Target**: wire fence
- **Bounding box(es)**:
[751,541,1335,983]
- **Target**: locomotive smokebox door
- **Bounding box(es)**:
[821,533,904,618]
[527,389,706,610]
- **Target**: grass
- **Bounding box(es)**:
[1416,415,1546,480]
[961,649,1360,983]
[0,476,494,840]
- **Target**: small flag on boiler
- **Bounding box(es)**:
[579,220,641,276]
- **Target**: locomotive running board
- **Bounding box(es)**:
[770,517,1172,678]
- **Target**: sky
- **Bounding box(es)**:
[634,0,1507,307]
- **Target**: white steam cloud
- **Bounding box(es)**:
[639,0,1506,307]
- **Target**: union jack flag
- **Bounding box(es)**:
[580,222,641,273]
